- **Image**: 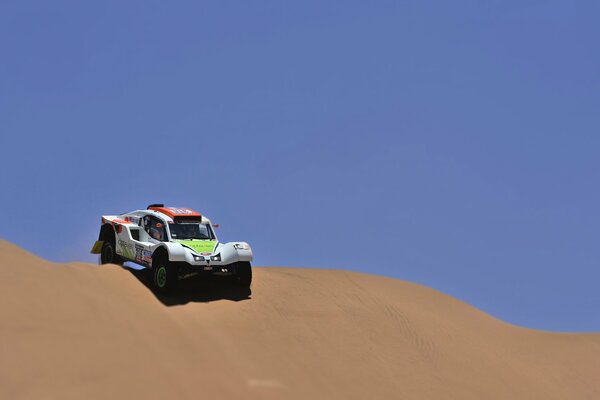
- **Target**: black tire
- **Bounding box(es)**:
[100,240,123,265]
[152,253,179,293]
[233,262,252,288]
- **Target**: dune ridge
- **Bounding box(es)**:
[1,240,599,399]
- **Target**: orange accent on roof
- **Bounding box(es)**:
[149,207,201,219]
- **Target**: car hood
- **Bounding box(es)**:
[173,240,218,255]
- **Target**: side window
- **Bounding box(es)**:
[143,216,152,237]
[144,216,166,242]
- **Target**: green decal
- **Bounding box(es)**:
[174,240,217,254]
[117,240,135,259]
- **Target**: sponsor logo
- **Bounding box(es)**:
[168,207,193,215]
[142,250,152,263]
[118,240,132,248]
[134,244,144,263]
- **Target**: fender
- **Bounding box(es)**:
[218,242,253,264]
[155,241,190,262]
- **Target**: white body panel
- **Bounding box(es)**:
[100,209,253,269]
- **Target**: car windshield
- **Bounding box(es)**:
[168,222,214,240]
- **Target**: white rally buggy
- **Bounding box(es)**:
[91,204,253,292]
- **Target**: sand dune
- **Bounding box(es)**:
[0,240,598,399]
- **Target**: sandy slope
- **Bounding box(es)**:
[0,240,599,400]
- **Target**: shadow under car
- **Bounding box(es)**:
[124,265,252,306]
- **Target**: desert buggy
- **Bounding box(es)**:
[91,204,252,292]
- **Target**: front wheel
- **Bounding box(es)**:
[233,262,252,288]
[153,254,179,293]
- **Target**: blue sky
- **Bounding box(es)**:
[1,0,598,331]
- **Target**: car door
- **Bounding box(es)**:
[136,216,167,266]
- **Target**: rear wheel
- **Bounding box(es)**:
[100,240,123,265]
[153,253,179,293]
[233,262,252,288]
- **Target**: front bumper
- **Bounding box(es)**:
[178,261,236,278]
[174,246,253,267]
[180,263,235,275]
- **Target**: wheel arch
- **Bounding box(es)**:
[151,245,168,265]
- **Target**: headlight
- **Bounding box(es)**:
[211,254,221,261]
[233,243,250,250]
[193,255,202,261]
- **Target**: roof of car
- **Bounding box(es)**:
[148,206,202,219]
